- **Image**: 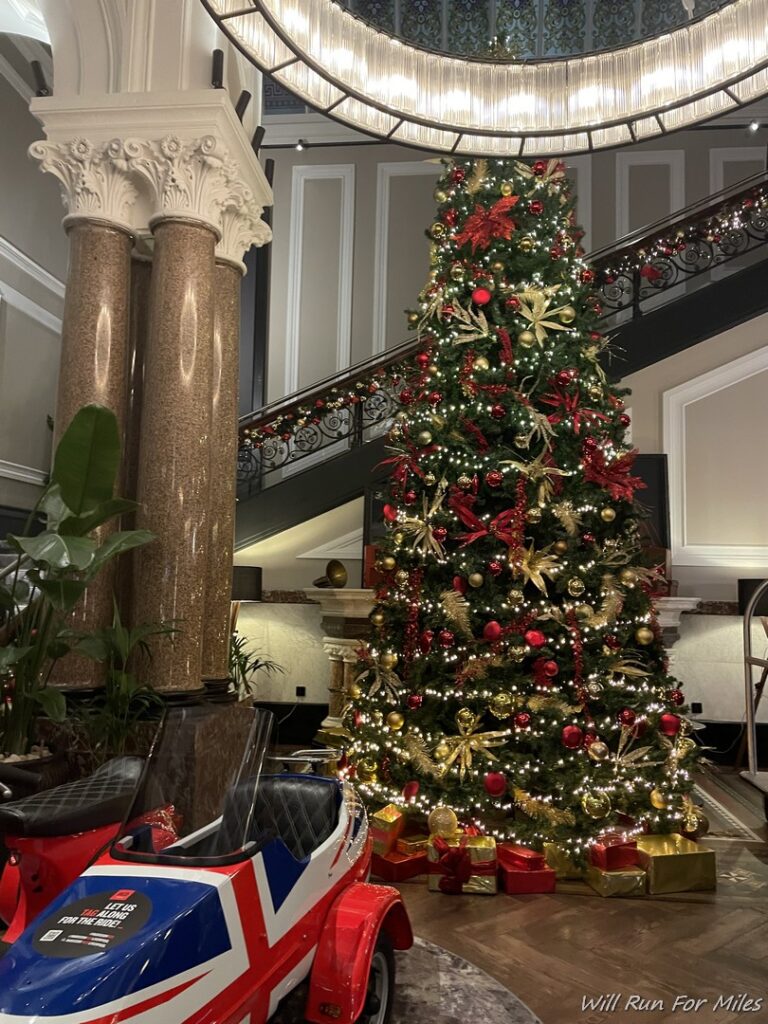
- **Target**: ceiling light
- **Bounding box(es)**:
[748,120,760,132]
[202,0,768,157]
[295,139,307,151]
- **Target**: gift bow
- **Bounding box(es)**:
[431,836,473,894]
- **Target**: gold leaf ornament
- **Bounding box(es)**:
[438,711,509,781]
[508,541,561,595]
[440,588,473,637]
[515,286,574,346]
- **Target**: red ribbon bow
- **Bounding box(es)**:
[453,196,520,253]
[451,502,519,547]
[583,446,646,502]
[430,836,473,895]
[540,385,609,435]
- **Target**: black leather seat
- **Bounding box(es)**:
[220,774,340,861]
[0,757,143,838]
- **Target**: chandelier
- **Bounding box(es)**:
[203,0,768,156]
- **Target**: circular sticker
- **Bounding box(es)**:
[33,889,152,958]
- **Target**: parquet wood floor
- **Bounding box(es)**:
[398,769,768,1024]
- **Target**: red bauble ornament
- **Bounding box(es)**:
[419,629,434,653]
[581,269,595,283]
[618,707,637,727]
[485,470,503,488]
[383,504,399,523]
[529,199,544,215]
[428,391,443,405]
[483,771,508,797]
[659,713,682,737]
[524,629,546,648]
[453,575,468,595]
[513,711,531,729]
[582,531,596,544]
[407,694,424,710]
[402,781,420,801]
[619,413,631,428]
[582,436,598,452]
[438,629,455,648]
[532,160,547,175]
[542,659,559,677]
[505,295,521,310]
[483,620,503,642]
[403,490,417,505]
[487,560,503,576]
[561,724,584,749]
[443,208,458,227]
[668,689,685,706]
[604,634,622,651]
[451,166,466,184]
[416,352,430,368]
[583,731,598,749]
[399,388,414,405]
[353,710,363,728]
[491,403,506,420]
[472,286,492,306]
[433,526,448,543]
[556,370,573,386]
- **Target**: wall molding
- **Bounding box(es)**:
[709,146,765,194]
[297,527,364,561]
[284,163,355,396]
[564,154,593,253]
[0,458,47,487]
[372,160,439,355]
[0,236,65,301]
[663,344,768,567]
[615,149,686,240]
[0,280,62,335]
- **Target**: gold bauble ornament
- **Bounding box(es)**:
[619,568,638,586]
[395,569,410,587]
[473,355,490,372]
[509,644,528,663]
[356,758,378,782]
[676,737,697,758]
[587,680,604,698]
[423,472,437,486]
[434,741,451,761]
[567,577,586,597]
[587,383,603,401]
[395,410,409,422]
[380,651,398,669]
[386,711,405,731]
[575,603,594,620]
[428,805,459,837]
[500,181,514,196]
[508,588,524,604]
[434,188,448,203]
[450,262,465,281]
[348,683,363,700]
[456,707,476,729]
[370,608,385,626]
[514,434,530,448]
[489,692,514,719]
[468,572,485,588]
[559,305,577,324]
[587,739,610,761]
[491,260,505,273]
[518,329,537,348]
[581,792,612,819]
[525,507,543,524]
[381,555,396,571]
[392,531,405,545]
[553,539,569,554]
[407,311,420,326]
[417,430,433,445]
[600,506,617,523]
[684,807,710,839]
[519,235,534,253]
[457,474,473,489]
[387,426,402,442]
[635,626,655,646]
[650,788,667,810]
[428,363,439,375]
[430,221,446,239]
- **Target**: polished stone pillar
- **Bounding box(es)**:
[200,260,241,692]
[132,220,216,694]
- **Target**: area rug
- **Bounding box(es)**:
[693,783,764,842]
[270,936,541,1023]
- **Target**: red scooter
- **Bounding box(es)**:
[0,757,145,945]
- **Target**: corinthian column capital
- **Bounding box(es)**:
[217,186,273,273]
[29,136,139,235]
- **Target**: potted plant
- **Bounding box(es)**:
[0,404,155,764]
[229,631,283,701]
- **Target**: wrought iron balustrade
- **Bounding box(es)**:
[238,169,768,494]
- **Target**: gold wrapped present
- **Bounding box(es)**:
[369,804,405,856]
[585,864,646,898]
[636,834,716,895]
[396,833,430,855]
[543,842,583,879]
[427,834,497,895]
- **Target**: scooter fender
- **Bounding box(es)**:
[304,881,413,1024]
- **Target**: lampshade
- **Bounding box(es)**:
[203,0,768,156]
[232,565,263,602]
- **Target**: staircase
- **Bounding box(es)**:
[236,170,768,548]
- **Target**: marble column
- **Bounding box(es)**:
[131,219,217,694]
[200,259,241,693]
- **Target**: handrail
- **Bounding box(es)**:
[238,168,768,493]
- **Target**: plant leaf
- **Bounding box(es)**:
[10,533,96,571]
[38,484,74,530]
[0,646,32,669]
[73,635,112,661]
[86,530,155,576]
[34,686,67,723]
[33,578,89,613]
[51,404,120,514]
[59,498,139,537]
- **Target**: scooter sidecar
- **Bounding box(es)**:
[0,705,412,1024]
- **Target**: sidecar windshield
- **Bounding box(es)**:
[113,703,276,865]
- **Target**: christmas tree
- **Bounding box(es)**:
[343,157,700,857]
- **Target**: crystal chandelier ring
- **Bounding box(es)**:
[202,0,768,156]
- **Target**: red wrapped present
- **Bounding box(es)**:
[371,851,428,882]
[589,832,639,871]
[427,835,497,895]
[498,843,546,872]
[369,804,405,856]
[500,864,556,895]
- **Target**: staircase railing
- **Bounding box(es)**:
[238,169,768,495]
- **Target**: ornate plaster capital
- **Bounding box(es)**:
[29,136,138,235]
[217,190,272,274]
